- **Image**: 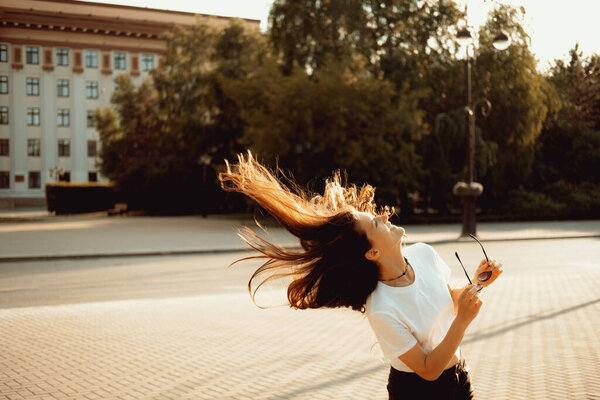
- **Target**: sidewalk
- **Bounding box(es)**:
[1,210,599,399]
[1,209,599,262]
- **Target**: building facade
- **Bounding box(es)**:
[0,0,259,206]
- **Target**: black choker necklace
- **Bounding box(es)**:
[380,257,411,282]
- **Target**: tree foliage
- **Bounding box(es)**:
[96,3,600,219]
[533,46,600,191]
[227,62,425,214]
[465,5,557,212]
[97,21,265,213]
[269,0,462,76]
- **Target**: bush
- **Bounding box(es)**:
[46,183,116,215]
[504,187,566,219]
[544,181,600,218]
[502,182,600,220]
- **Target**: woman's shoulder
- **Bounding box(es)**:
[404,242,435,256]
[405,242,443,274]
[407,242,450,282]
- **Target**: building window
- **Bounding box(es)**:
[56,48,69,66]
[141,54,154,71]
[0,45,7,63]
[27,108,40,126]
[0,171,9,188]
[59,171,70,182]
[114,52,126,70]
[28,171,41,189]
[26,46,39,64]
[57,79,69,97]
[27,139,40,156]
[0,107,7,124]
[0,139,8,156]
[88,172,98,182]
[57,109,70,127]
[85,50,98,68]
[0,76,7,94]
[87,140,97,157]
[0,107,8,125]
[26,77,40,96]
[86,81,99,99]
[87,110,96,127]
[58,139,70,157]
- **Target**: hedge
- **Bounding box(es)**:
[46,182,116,215]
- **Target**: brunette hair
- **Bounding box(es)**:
[219,152,390,312]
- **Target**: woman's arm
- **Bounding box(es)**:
[399,284,482,381]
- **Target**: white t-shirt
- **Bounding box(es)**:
[365,242,459,372]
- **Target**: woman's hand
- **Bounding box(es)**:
[455,284,482,327]
[475,258,503,287]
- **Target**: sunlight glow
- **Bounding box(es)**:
[80,0,600,71]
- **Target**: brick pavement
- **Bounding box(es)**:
[1,239,600,399]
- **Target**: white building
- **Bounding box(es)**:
[0,0,259,207]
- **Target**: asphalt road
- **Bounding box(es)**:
[1,238,599,399]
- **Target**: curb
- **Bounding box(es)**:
[2,234,598,263]
[0,247,256,263]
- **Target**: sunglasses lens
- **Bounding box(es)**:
[478,271,493,282]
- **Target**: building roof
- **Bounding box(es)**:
[0,0,260,53]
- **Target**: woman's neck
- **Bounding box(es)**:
[378,250,409,281]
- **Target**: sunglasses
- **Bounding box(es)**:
[454,234,493,291]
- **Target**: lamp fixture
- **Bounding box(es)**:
[492,30,510,50]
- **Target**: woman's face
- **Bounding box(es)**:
[354,211,405,256]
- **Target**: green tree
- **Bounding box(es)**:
[268,1,559,217]
[414,5,554,215]
[475,6,552,148]
[95,75,165,210]
[463,5,556,213]
[227,62,425,215]
[526,46,600,218]
[547,45,600,131]
[96,3,597,220]
[269,0,462,79]
[96,21,266,213]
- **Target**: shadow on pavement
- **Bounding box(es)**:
[463,297,600,344]
[268,365,384,399]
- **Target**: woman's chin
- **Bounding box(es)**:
[393,226,406,236]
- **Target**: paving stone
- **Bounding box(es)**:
[1,238,599,399]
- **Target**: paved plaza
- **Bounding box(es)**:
[0,215,599,399]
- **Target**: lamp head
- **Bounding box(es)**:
[457,27,473,47]
[492,31,510,50]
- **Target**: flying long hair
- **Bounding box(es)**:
[219,152,390,312]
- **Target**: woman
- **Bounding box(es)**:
[219,152,503,399]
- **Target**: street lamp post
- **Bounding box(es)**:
[453,19,510,237]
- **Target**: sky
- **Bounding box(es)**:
[83,0,600,72]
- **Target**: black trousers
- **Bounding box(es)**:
[387,361,474,400]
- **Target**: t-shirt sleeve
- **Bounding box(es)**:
[431,246,451,284]
[367,312,417,360]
